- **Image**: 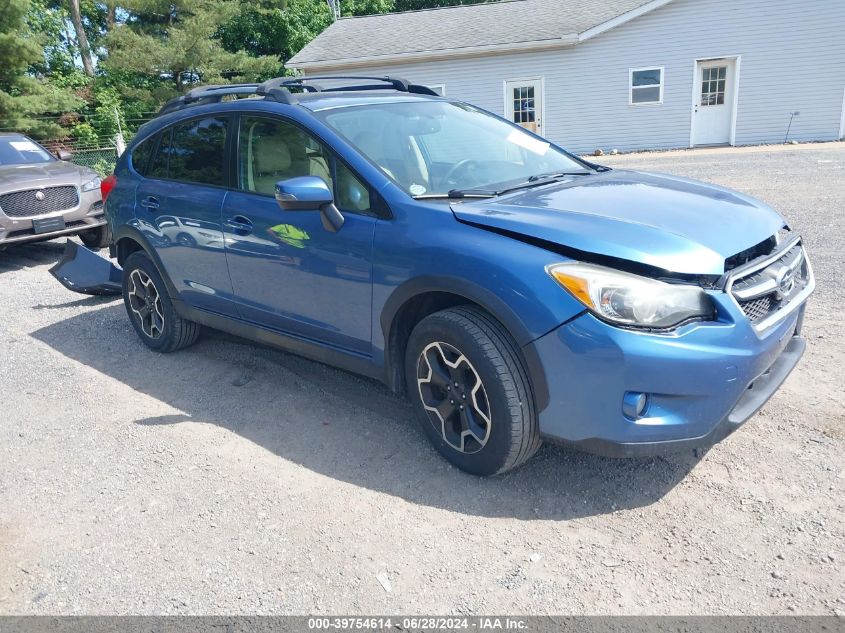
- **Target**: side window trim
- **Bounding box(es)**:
[234,112,388,218]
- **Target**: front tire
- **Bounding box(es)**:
[121,251,200,353]
[405,306,541,476]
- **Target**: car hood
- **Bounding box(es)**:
[450,170,785,275]
[0,161,93,190]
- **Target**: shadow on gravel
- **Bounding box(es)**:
[32,304,700,520]
[0,240,67,273]
[33,295,120,310]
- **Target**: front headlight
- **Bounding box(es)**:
[548,262,714,329]
[81,176,101,192]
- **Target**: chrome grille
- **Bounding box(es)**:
[0,186,79,218]
[729,240,811,331]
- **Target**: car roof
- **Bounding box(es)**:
[293,90,441,111]
[132,90,445,142]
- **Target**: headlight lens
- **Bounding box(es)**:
[81,177,101,192]
[548,262,714,329]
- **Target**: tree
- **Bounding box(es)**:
[103,0,280,97]
[68,0,95,76]
[219,0,393,67]
[0,0,82,137]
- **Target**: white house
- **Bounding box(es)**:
[288,0,845,154]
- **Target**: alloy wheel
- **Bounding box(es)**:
[416,341,492,454]
[127,269,165,339]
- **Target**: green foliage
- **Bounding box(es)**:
[103,0,281,96]
[0,0,504,144]
[70,121,99,144]
[220,0,394,64]
[0,0,83,138]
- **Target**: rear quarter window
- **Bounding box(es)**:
[130,134,157,175]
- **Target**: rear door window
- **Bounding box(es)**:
[168,117,229,186]
[144,117,229,186]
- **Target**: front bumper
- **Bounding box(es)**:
[0,190,104,246]
[528,293,808,457]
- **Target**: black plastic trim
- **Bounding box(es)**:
[380,275,550,411]
[179,304,382,382]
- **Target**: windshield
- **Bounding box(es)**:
[316,100,588,197]
[0,137,54,166]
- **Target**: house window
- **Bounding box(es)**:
[630,67,664,105]
[428,84,446,96]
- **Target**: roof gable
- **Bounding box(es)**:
[289,0,673,68]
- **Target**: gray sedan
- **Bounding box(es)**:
[0,133,108,249]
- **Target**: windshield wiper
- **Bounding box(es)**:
[527,170,593,182]
[422,190,498,199]
[419,170,594,200]
[493,171,595,196]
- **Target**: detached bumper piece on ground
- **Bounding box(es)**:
[49,239,122,296]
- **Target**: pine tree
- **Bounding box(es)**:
[0,0,82,138]
[102,0,281,98]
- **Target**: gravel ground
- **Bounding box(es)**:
[0,142,843,616]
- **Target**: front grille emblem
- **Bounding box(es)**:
[35,190,46,201]
[774,265,797,300]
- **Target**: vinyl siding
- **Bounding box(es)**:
[305,0,845,153]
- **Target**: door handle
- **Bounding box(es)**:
[224,215,254,234]
[140,196,160,210]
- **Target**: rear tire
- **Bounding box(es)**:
[405,306,541,476]
[121,251,200,353]
[79,224,111,249]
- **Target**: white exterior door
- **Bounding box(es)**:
[505,79,543,135]
[692,59,736,145]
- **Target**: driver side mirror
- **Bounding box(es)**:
[56,149,72,161]
[275,176,344,233]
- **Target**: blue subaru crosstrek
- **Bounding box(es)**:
[101,76,814,475]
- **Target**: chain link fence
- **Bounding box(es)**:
[68,146,119,177]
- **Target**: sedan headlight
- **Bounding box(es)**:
[548,262,714,329]
[81,176,101,192]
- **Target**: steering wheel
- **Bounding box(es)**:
[443,159,485,188]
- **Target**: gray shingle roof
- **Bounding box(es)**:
[288,0,660,67]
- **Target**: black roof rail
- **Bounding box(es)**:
[158,83,262,115]
[278,75,439,96]
[156,75,439,116]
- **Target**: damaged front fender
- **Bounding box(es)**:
[49,240,123,296]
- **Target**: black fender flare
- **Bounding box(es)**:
[379,275,550,411]
[112,225,185,313]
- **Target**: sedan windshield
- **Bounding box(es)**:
[0,136,54,166]
[316,100,589,197]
